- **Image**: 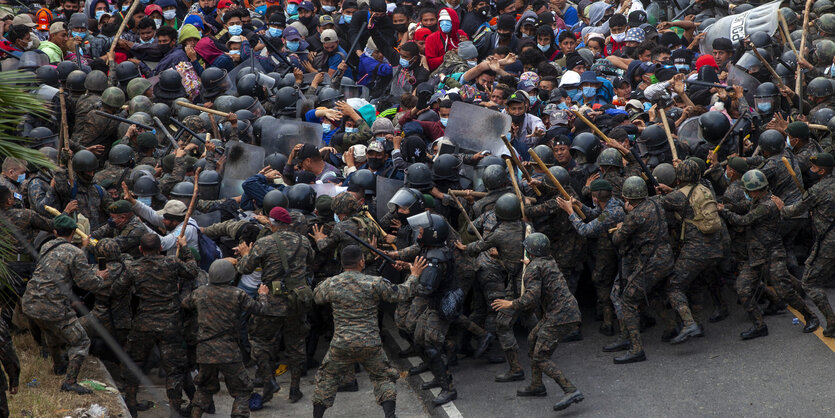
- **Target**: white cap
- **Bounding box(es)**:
[558,70,581,87]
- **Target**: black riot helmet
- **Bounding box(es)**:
[200,67,230,100]
[36,65,59,87]
[494,193,522,221]
[197,170,221,200]
[810,108,835,126]
[132,175,159,197]
[286,183,316,212]
[698,111,730,144]
[758,129,785,155]
[115,61,141,83]
[170,181,195,198]
[637,124,668,152]
[265,152,288,172]
[350,169,376,195]
[262,189,288,214]
[387,187,425,214]
[72,149,98,171]
[237,73,266,101]
[570,132,602,163]
[57,61,79,83]
[151,103,171,125]
[482,164,508,191]
[410,212,449,247]
[65,70,87,93]
[808,77,834,98]
[108,144,135,166]
[432,154,461,181]
[405,162,433,191]
[532,145,556,166]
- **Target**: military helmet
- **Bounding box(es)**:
[808,77,834,98]
[265,153,288,172]
[596,148,623,168]
[214,95,238,114]
[495,193,522,221]
[476,155,504,168]
[754,82,779,98]
[96,238,122,261]
[83,70,108,93]
[818,13,835,35]
[387,188,424,213]
[287,183,317,212]
[170,181,194,198]
[198,170,220,186]
[675,159,701,184]
[405,162,433,191]
[72,149,98,171]
[208,259,237,284]
[317,87,344,106]
[571,132,602,162]
[621,176,648,200]
[332,191,361,215]
[57,60,79,82]
[482,164,508,190]
[415,213,449,246]
[637,125,668,149]
[236,73,265,100]
[523,232,550,257]
[128,95,153,115]
[65,70,87,93]
[126,77,152,100]
[814,0,835,15]
[151,103,171,125]
[828,115,835,133]
[39,146,59,163]
[741,169,768,191]
[652,163,676,187]
[813,39,835,67]
[108,144,134,166]
[546,165,569,189]
[350,169,376,194]
[759,129,785,155]
[698,111,730,144]
[432,154,461,181]
[810,107,835,126]
[532,144,556,166]
[200,67,229,99]
[780,7,798,26]
[158,69,184,92]
[252,115,275,142]
[275,86,299,109]
[36,65,59,87]
[132,175,159,196]
[101,86,126,109]
[115,61,141,83]
[261,189,288,214]
[175,98,200,119]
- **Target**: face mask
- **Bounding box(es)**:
[342,14,352,24]
[16,173,25,183]
[582,86,596,97]
[72,31,87,39]
[557,102,568,110]
[300,15,313,24]
[367,157,385,170]
[743,191,752,201]
[138,196,152,206]
[163,9,176,20]
[200,5,215,15]
[154,18,162,28]
[723,171,730,182]
[286,41,300,52]
[322,5,336,12]
[611,32,626,42]
[322,122,332,133]
[439,20,452,33]
[139,0,150,4]
[268,27,283,37]
[756,102,772,113]
[439,117,448,126]
[25,39,34,49]
[255,5,267,14]
[674,64,689,72]
[122,4,129,11]
[537,43,549,52]
[807,170,822,183]
[466,59,477,67]
[286,4,298,15]
[375,136,386,142]
[478,6,490,17]
[345,126,357,134]
[228,24,243,36]
[648,75,658,84]
[95,10,106,20]
[510,113,525,124]
[399,57,411,67]
[499,31,511,39]
[642,102,652,111]
[333,213,341,223]
[140,37,154,44]
[538,90,550,101]
[394,23,408,33]
[529,95,537,105]
[159,43,172,54]
[228,49,240,55]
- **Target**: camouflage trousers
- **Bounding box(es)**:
[414,308,450,351]
[476,259,520,336]
[122,329,186,402]
[667,255,723,327]
[802,238,835,321]
[313,345,399,408]
[248,311,309,383]
[28,316,90,363]
[590,249,618,320]
[193,362,252,417]
[394,296,429,335]
[613,273,667,353]
[527,319,576,393]
[78,312,129,346]
[496,308,538,352]
[736,256,808,326]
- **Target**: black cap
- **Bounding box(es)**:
[565,53,586,71]
[298,144,322,160]
[497,13,516,31]
[628,10,647,27]
[712,37,734,52]
[370,0,387,12]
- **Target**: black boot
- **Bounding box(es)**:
[602,340,630,352]
[763,300,786,316]
[433,381,458,406]
[740,325,768,340]
[495,350,525,382]
[313,403,327,418]
[613,351,646,364]
[289,373,303,403]
[421,378,441,390]
[709,307,729,323]
[61,380,92,394]
[261,377,279,403]
[408,362,429,375]
[802,312,820,333]
[553,390,584,411]
[473,332,494,359]
[337,379,359,392]
[381,400,396,418]
[516,384,547,397]
[670,323,701,345]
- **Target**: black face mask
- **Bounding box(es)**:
[806,170,821,183]
[621,46,635,57]
[499,31,511,39]
[243,23,254,31]
[394,23,408,33]
[367,157,385,170]
[478,6,490,17]
[300,15,313,24]
[426,24,438,32]
[538,89,550,101]
[511,113,525,125]
[159,43,172,54]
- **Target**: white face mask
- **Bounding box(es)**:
[26,39,34,49]
[154,18,162,28]
[611,32,626,42]
[163,9,176,20]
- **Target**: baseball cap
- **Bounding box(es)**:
[579,71,601,85]
[298,143,321,160]
[320,28,338,43]
[217,0,234,9]
[227,35,243,45]
[627,10,647,27]
[49,21,66,35]
[283,26,302,41]
[13,14,36,28]
[299,1,315,11]
[144,4,162,16]
[438,9,452,22]
[367,141,385,153]
[624,27,645,43]
[344,144,367,164]
[319,15,334,26]
[160,200,187,219]
[414,27,431,41]
[506,90,529,104]
[517,79,536,92]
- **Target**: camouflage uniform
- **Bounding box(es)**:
[89,214,150,258]
[0,207,52,289]
[792,140,823,189]
[78,239,132,345]
[333,119,373,153]
[611,199,674,355]
[0,177,23,208]
[0,318,20,418]
[181,281,271,417]
[315,213,383,271]
[50,168,114,231]
[71,93,101,138]
[237,227,314,394]
[112,249,199,411]
[21,238,105,385]
[312,271,418,409]
[509,255,580,394]
[21,171,58,217]
[92,163,132,187]
[69,109,121,159]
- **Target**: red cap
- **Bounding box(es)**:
[695,54,718,71]
[144,4,163,16]
[269,206,292,224]
[414,27,431,41]
[218,0,234,9]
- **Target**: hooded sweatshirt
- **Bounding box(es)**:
[425,7,468,70]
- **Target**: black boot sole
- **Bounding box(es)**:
[613,351,646,364]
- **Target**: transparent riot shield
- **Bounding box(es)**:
[376,176,405,218]
[220,140,265,198]
[445,101,513,156]
[260,118,323,156]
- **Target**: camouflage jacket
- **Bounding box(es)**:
[71,93,101,138]
[50,168,114,231]
[22,238,104,322]
[746,150,804,208]
[182,283,271,363]
[314,271,418,349]
[93,164,132,187]
[612,199,674,285]
[112,251,199,332]
[0,317,20,390]
[781,173,835,260]
[89,255,133,331]
[90,215,150,258]
[721,192,783,266]
[465,219,526,269]
[22,173,56,217]
[524,194,586,270]
[316,214,382,266]
[511,256,580,325]
[0,208,52,257]
[570,197,625,254]
[656,185,723,259]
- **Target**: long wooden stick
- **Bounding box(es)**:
[527,148,585,219]
[657,108,679,160]
[58,87,74,186]
[500,135,541,196]
[449,190,487,198]
[781,157,804,194]
[570,109,626,156]
[44,205,89,240]
[452,197,483,241]
[778,13,799,57]
[504,158,527,220]
[750,46,793,105]
[208,113,221,140]
[173,101,233,118]
[176,167,202,257]
[796,0,813,106]
[108,0,141,63]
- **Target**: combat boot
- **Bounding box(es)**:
[801,311,820,333]
[740,324,768,340]
[261,377,279,403]
[670,323,701,345]
[433,381,458,405]
[408,362,429,375]
[613,330,646,364]
[810,295,835,337]
[61,380,92,394]
[313,403,327,418]
[168,398,190,417]
[603,320,630,352]
[381,400,397,418]
[426,348,457,405]
[516,365,546,397]
[289,373,303,403]
[553,390,584,411]
[824,324,835,338]
[495,350,525,382]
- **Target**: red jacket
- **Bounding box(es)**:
[424,7,469,71]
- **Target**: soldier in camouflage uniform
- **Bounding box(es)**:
[112,233,199,416]
[786,122,824,190]
[312,192,386,274]
[89,200,150,258]
[491,233,584,411]
[0,185,53,291]
[307,195,340,369]
[93,144,135,187]
[50,150,115,231]
[557,179,625,336]
[608,177,674,364]
[718,170,819,340]
[0,316,20,418]
[134,133,160,167]
[78,238,132,347]
[70,87,124,162]
[21,215,108,394]
[181,260,271,418]
[311,245,426,418]
[237,206,314,404]
[773,153,835,336]
[22,157,58,217]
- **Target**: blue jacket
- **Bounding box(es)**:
[240,174,285,211]
[356,54,392,86]
[304,109,336,145]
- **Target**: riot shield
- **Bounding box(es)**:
[228,59,265,88]
[33,84,59,102]
[342,85,370,100]
[445,101,512,156]
[220,140,265,198]
[311,182,348,197]
[376,176,405,218]
[726,65,759,106]
[698,0,781,55]
[260,118,323,156]
[676,117,704,149]
[192,210,222,227]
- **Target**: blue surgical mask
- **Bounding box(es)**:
[322,5,336,12]
[439,20,452,33]
[322,122,332,133]
[557,102,568,110]
[16,173,25,183]
[743,191,752,201]
[399,57,411,67]
[375,136,386,142]
[95,10,106,20]
[333,213,340,223]
[440,117,448,127]
[723,172,730,182]
[537,43,549,52]
[140,0,150,4]
[122,4,129,11]
[674,64,689,72]
[286,40,300,52]
[138,196,152,206]
[582,86,596,97]
[228,24,243,36]
[286,4,298,15]
[268,27,283,37]
[228,49,240,55]
[345,126,357,134]
[529,95,537,105]
[154,18,162,28]
[255,5,267,14]
[756,102,772,113]
[72,31,87,39]
[163,9,176,20]
[140,37,154,44]
[341,14,352,24]
[643,102,652,111]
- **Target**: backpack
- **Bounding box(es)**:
[679,183,721,237]
[196,227,222,271]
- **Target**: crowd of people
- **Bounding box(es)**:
[1,0,835,416]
